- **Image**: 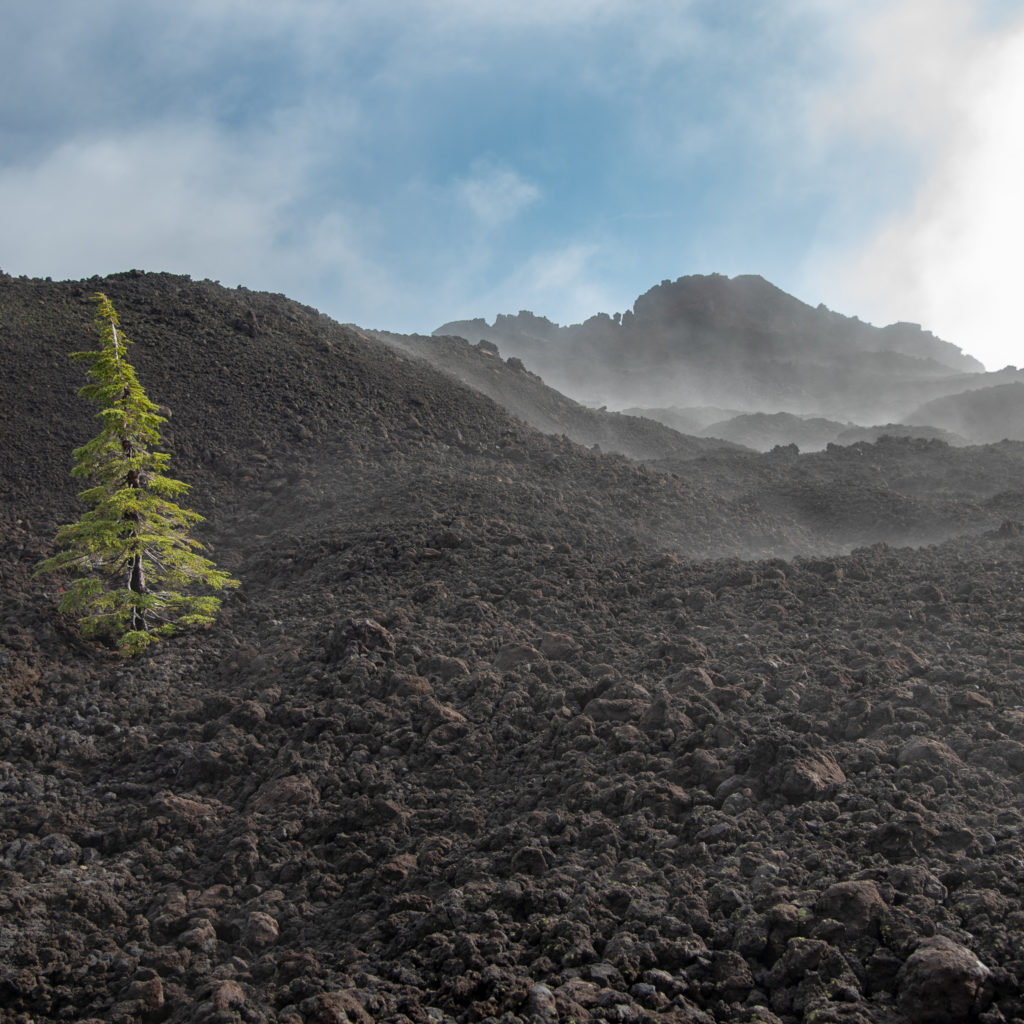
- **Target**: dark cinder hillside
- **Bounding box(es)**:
[370,329,744,463]
[3,271,1024,1024]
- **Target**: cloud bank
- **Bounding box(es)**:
[0,1,1020,367]
[815,8,1024,369]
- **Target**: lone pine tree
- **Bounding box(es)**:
[37,292,238,654]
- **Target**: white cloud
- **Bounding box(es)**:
[420,0,625,29]
[455,162,541,227]
[846,22,1024,368]
[0,124,286,275]
[0,119,394,321]
[805,0,980,147]
[7,0,1022,356]
[798,2,1024,369]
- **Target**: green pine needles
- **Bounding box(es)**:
[36,293,238,655]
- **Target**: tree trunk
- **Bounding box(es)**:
[129,552,146,631]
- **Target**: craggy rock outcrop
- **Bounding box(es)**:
[2,272,1024,1023]
[435,274,1015,421]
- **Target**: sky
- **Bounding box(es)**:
[1,0,1022,370]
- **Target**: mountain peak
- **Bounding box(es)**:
[435,273,985,417]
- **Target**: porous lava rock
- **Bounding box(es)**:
[2,272,1024,1023]
[896,936,992,1023]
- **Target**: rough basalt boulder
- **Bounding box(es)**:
[897,936,992,1023]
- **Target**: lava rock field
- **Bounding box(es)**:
[2,272,1024,1024]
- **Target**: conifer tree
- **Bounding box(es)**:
[37,293,238,654]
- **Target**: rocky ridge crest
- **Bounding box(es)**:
[435,274,1022,431]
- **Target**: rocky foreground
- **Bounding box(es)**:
[2,273,1024,1023]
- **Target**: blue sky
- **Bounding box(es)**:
[2,0,1022,369]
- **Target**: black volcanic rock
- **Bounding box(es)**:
[650,431,1024,549]
[4,271,1024,1024]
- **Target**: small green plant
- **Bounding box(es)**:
[36,293,238,654]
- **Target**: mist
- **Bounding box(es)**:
[429,273,1024,452]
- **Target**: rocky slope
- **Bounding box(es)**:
[371,330,744,462]
[904,384,1024,445]
[2,272,1024,1024]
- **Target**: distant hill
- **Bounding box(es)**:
[436,273,1010,423]
[622,407,968,452]
[698,412,851,452]
[904,382,1024,443]
[834,422,968,447]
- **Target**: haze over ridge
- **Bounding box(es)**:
[433,273,1023,431]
